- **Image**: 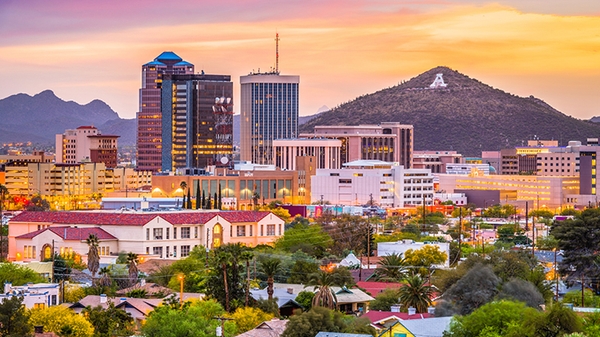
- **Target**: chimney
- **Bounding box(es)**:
[408,307,416,315]
[4,282,12,294]
[287,288,293,294]
[427,306,436,315]
[100,294,107,304]
[390,305,400,313]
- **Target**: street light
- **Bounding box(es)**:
[178,274,185,308]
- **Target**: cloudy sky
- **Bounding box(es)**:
[0,0,598,119]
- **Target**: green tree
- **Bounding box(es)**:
[142,299,236,337]
[85,234,100,279]
[552,208,600,291]
[98,267,112,287]
[398,274,435,313]
[289,259,320,284]
[374,253,407,282]
[308,271,339,310]
[530,209,555,219]
[275,222,332,258]
[25,195,50,211]
[227,306,274,333]
[446,300,540,337]
[0,296,32,337]
[444,264,501,315]
[497,278,545,308]
[29,305,94,337]
[295,291,315,311]
[82,301,135,337]
[370,288,400,311]
[530,303,583,337]
[259,257,282,301]
[206,243,252,312]
[281,306,375,337]
[0,263,45,285]
[404,245,448,278]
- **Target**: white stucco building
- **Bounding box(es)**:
[1,282,60,309]
[311,160,434,208]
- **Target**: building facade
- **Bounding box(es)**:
[8,211,285,262]
[311,160,433,208]
[273,138,341,170]
[160,74,234,172]
[240,73,300,165]
[300,123,413,169]
[55,126,119,168]
[413,150,463,174]
[137,52,195,172]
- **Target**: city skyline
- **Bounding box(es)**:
[0,0,599,120]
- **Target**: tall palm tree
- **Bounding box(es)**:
[86,234,100,279]
[126,252,139,286]
[308,270,339,309]
[214,250,231,311]
[180,181,187,209]
[374,253,408,282]
[398,274,435,313]
[259,257,282,300]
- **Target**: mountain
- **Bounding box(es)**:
[0,90,136,146]
[300,66,600,156]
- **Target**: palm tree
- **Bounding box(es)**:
[308,270,339,309]
[374,253,408,282]
[126,252,139,286]
[180,181,187,209]
[86,234,100,279]
[98,267,112,287]
[398,274,435,313]
[259,257,282,300]
[214,250,231,311]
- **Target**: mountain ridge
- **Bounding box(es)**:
[300,66,600,156]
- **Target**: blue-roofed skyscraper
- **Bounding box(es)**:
[136,52,194,172]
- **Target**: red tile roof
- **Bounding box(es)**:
[11,211,276,227]
[363,310,431,323]
[16,226,116,240]
[357,281,402,296]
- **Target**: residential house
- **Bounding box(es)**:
[1,282,59,309]
[378,317,452,337]
[236,318,288,337]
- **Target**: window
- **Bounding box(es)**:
[146,228,150,240]
[194,227,198,238]
[237,226,246,237]
[249,225,253,236]
[173,228,177,239]
[339,179,352,184]
[181,227,191,239]
[181,245,191,257]
[153,247,163,258]
[267,224,276,236]
[153,228,163,240]
[260,225,264,236]
[173,246,177,257]
[166,228,170,240]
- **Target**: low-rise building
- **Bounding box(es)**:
[1,282,59,309]
[311,160,434,208]
[8,210,285,262]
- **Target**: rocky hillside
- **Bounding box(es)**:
[300,66,600,156]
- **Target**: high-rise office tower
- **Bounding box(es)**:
[137,52,194,172]
[240,34,299,165]
[161,73,234,172]
[240,73,299,165]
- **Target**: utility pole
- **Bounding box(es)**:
[458,207,462,262]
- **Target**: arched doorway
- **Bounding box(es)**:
[41,244,52,261]
[212,224,223,248]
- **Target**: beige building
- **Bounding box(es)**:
[152,162,315,209]
[299,122,413,168]
[437,173,579,211]
[273,138,341,170]
[4,162,151,210]
[413,150,463,173]
[55,126,119,168]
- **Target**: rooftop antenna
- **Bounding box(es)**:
[275,32,280,74]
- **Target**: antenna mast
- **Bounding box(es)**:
[275,33,280,74]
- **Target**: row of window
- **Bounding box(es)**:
[146,245,193,258]
[146,227,197,240]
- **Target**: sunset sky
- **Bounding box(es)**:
[0,0,598,120]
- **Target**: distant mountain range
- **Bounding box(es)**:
[0,90,135,146]
[300,66,600,156]
[4,70,599,157]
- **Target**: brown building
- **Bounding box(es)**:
[413,150,463,173]
[151,159,316,209]
[137,52,194,172]
[300,123,413,168]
